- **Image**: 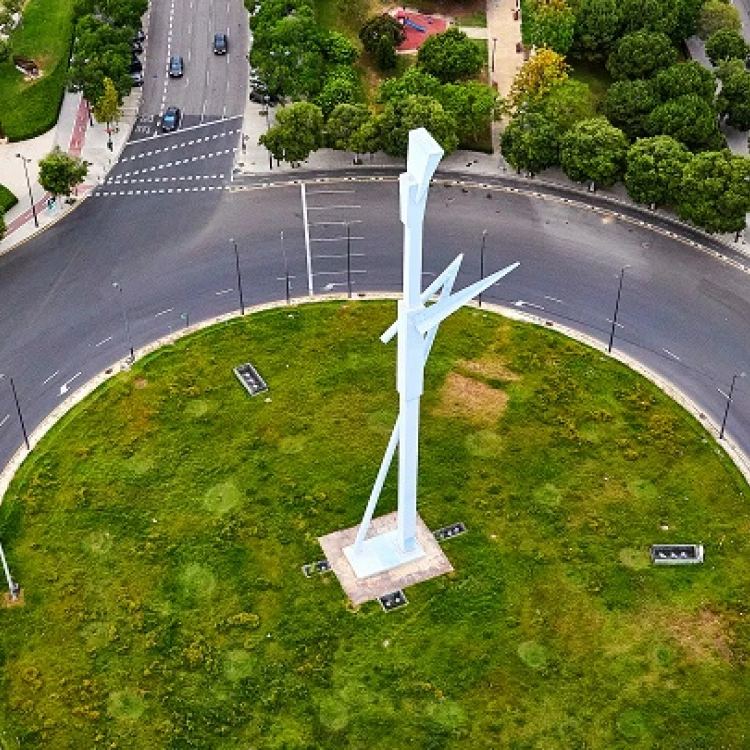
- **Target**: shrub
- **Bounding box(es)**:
[606,30,678,80]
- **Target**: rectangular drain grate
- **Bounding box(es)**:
[379,590,408,612]
[233,363,268,396]
[302,559,331,578]
[650,544,704,565]
[433,522,467,542]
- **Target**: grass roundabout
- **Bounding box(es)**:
[1,301,749,749]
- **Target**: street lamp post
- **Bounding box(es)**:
[230,238,245,315]
[346,223,352,299]
[719,372,745,440]
[478,230,487,308]
[491,37,497,75]
[264,96,272,170]
[112,282,135,362]
[0,374,30,451]
[180,312,189,329]
[15,154,39,228]
[607,265,630,354]
[280,230,291,305]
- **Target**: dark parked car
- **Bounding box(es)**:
[249,84,278,105]
[133,28,146,43]
[132,40,143,54]
[129,56,143,74]
[169,56,184,77]
[213,32,228,54]
[130,71,144,87]
[161,106,181,132]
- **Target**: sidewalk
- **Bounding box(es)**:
[0,86,140,255]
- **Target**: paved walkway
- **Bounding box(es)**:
[0,86,140,254]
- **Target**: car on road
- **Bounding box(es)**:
[130,71,144,87]
[129,56,143,74]
[133,28,146,43]
[132,40,143,54]
[161,106,181,132]
[169,56,184,77]
[213,32,228,54]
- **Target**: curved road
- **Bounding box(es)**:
[1,172,750,477]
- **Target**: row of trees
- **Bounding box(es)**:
[522,0,740,61]
[68,0,146,109]
[261,67,499,163]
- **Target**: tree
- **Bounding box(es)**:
[619,0,681,39]
[508,47,569,111]
[376,95,458,157]
[624,135,691,206]
[571,0,621,60]
[602,79,660,138]
[697,0,741,40]
[438,82,499,142]
[359,14,405,55]
[379,67,442,103]
[526,0,576,55]
[501,111,561,174]
[38,147,89,199]
[326,103,372,159]
[259,102,324,164]
[559,117,629,186]
[606,30,678,80]
[654,62,716,102]
[0,212,5,241]
[705,29,750,65]
[315,67,360,117]
[532,78,596,132]
[93,77,121,127]
[717,66,750,131]
[678,151,750,233]
[416,27,484,83]
[373,34,397,71]
[323,31,358,65]
[0,37,11,64]
[645,94,723,151]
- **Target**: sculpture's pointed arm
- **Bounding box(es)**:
[413,262,520,335]
[380,254,464,344]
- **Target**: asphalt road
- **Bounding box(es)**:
[134,0,248,138]
[1,175,750,477]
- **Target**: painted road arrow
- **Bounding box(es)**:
[60,372,82,396]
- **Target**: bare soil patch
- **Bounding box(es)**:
[435,371,508,425]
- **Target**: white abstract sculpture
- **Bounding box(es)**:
[343,129,519,578]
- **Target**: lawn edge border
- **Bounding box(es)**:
[1,294,748,506]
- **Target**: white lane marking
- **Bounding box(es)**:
[94,336,113,349]
[301,183,313,296]
[42,370,60,386]
[310,219,362,226]
[718,388,729,399]
[215,288,233,295]
[307,190,355,195]
[124,116,243,143]
[0,415,9,429]
[314,253,365,259]
[310,236,365,243]
[605,318,624,328]
[60,372,82,395]
[663,348,681,361]
[306,205,361,211]
[514,300,545,311]
[544,295,564,303]
[155,307,174,317]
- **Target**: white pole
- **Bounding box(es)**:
[0,540,17,600]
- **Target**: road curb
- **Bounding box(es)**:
[2,293,748,505]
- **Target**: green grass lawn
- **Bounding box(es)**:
[1,302,749,749]
[568,57,614,111]
[0,0,75,141]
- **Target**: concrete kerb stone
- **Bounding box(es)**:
[1,292,748,508]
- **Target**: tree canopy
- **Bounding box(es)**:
[508,47,570,110]
[645,94,723,151]
[376,95,459,157]
[358,14,405,55]
[325,104,372,156]
[705,29,750,65]
[525,0,576,55]
[259,102,324,164]
[501,111,561,174]
[93,77,121,125]
[570,0,621,60]
[624,135,692,206]
[417,27,484,83]
[559,117,629,185]
[654,62,716,102]
[717,64,750,131]
[606,30,678,80]
[38,147,89,198]
[697,0,742,40]
[602,79,660,138]
[678,151,750,233]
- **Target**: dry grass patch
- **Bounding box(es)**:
[665,608,734,663]
[435,371,508,426]
[457,356,519,383]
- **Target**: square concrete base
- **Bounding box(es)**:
[318,512,454,606]
[343,529,426,579]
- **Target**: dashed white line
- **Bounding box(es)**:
[95,335,113,347]
[155,308,174,317]
[215,288,233,295]
[0,415,9,429]
[310,236,365,243]
[663,348,681,361]
[42,370,60,386]
[544,295,564,303]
